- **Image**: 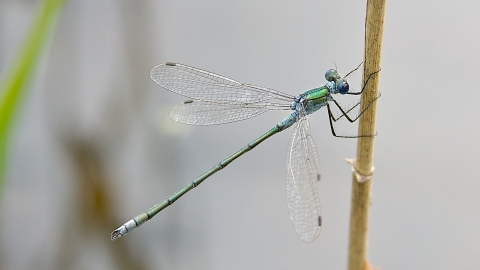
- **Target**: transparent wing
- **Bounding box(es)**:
[170,100,290,125]
[286,112,322,243]
[151,62,294,104]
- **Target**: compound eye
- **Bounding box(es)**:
[338,82,349,94]
[325,69,338,82]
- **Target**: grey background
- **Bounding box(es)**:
[0,0,479,269]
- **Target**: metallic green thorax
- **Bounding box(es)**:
[304,86,328,104]
[302,86,330,116]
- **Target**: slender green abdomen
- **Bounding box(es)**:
[111,111,299,240]
[143,124,285,221]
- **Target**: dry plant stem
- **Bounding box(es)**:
[347,0,386,270]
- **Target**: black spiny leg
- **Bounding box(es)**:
[327,103,370,138]
[330,93,381,123]
[326,94,381,138]
[331,68,382,122]
[327,103,360,138]
[346,69,381,95]
[344,62,363,78]
[327,67,382,138]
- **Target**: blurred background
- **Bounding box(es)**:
[1,0,479,269]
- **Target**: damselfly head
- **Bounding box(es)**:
[326,69,350,94]
[337,80,349,94]
[325,69,339,82]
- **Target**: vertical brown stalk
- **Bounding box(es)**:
[347,0,386,270]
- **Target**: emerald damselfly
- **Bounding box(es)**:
[111,62,379,243]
